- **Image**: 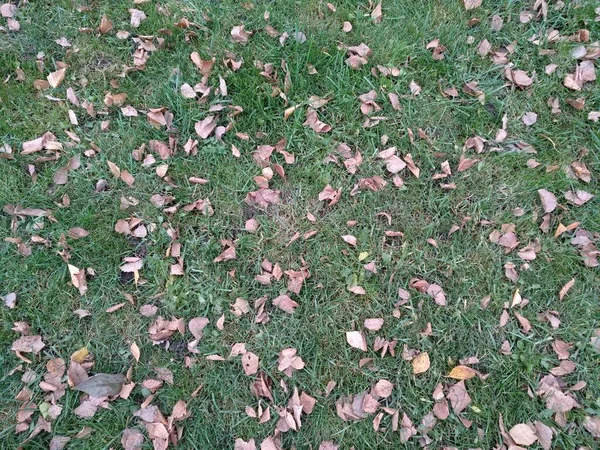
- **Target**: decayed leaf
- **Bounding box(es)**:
[371,2,382,23]
[372,379,393,398]
[346,331,367,351]
[447,381,471,414]
[412,352,430,374]
[564,190,594,206]
[74,373,127,397]
[448,365,477,380]
[231,25,251,44]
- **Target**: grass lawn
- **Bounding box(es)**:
[1,0,599,448]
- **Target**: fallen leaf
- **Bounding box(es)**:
[47,68,66,88]
[538,189,557,213]
[364,318,384,331]
[558,278,575,300]
[448,365,477,380]
[346,331,367,351]
[412,352,430,374]
[131,342,140,362]
[241,352,259,375]
[463,0,482,10]
[74,373,127,397]
[509,423,538,446]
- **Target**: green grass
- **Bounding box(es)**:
[1,0,599,448]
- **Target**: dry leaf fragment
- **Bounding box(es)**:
[412,352,430,374]
[565,190,594,206]
[522,112,537,126]
[346,331,367,351]
[277,348,305,377]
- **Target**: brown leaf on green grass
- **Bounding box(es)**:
[447,381,471,414]
[346,331,367,351]
[47,68,66,88]
[74,373,126,397]
[273,294,298,313]
[564,190,594,206]
[242,352,259,376]
[412,352,430,374]
[558,278,575,300]
[463,0,482,10]
[509,423,537,446]
[448,365,477,380]
[121,428,144,450]
[538,189,557,213]
[231,25,251,44]
[129,8,146,28]
[371,2,382,23]
[277,348,305,376]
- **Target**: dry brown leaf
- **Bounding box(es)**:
[448,365,477,380]
[131,342,140,362]
[538,189,557,213]
[412,352,430,374]
[463,0,482,10]
[346,331,367,351]
[47,68,66,88]
[509,423,538,446]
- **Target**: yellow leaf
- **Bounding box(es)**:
[71,346,89,364]
[448,365,477,380]
[412,352,430,374]
[358,252,369,261]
